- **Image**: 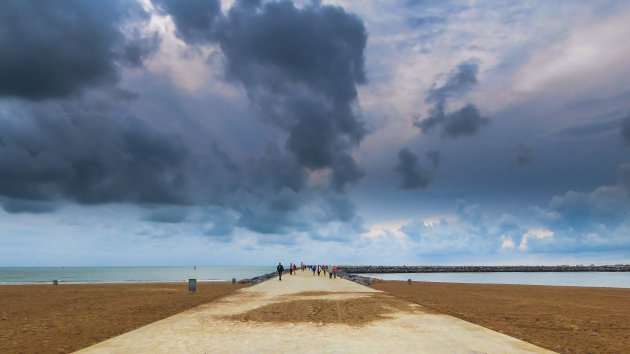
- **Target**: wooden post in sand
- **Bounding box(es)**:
[188,279,197,293]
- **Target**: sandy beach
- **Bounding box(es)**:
[0,282,244,354]
[1,277,628,353]
[372,280,630,354]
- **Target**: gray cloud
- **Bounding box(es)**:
[153,0,221,44]
[541,164,630,232]
[426,61,478,104]
[156,0,368,191]
[621,113,630,144]
[551,118,619,141]
[393,148,435,190]
[515,144,533,165]
[415,103,488,138]
[201,206,237,238]
[0,0,368,238]
[0,0,154,100]
[407,16,446,28]
[1,198,57,214]
[426,150,441,168]
[143,206,189,223]
[414,61,489,138]
[619,163,630,197]
[0,100,199,205]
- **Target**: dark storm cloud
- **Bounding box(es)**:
[1,198,57,214]
[153,0,222,44]
[0,0,154,100]
[426,62,478,104]
[515,144,533,165]
[0,0,367,238]
[156,0,368,191]
[0,95,363,236]
[426,150,441,168]
[143,207,189,223]
[414,61,489,138]
[621,113,630,144]
[619,163,630,197]
[441,104,488,137]
[415,103,488,138]
[393,148,435,190]
[0,99,204,206]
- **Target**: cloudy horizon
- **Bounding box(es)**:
[1,0,629,266]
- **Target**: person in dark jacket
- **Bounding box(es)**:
[277,262,284,281]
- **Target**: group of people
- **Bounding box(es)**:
[276,262,339,281]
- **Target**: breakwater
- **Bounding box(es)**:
[238,271,278,285]
[339,265,630,273]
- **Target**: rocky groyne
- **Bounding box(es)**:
[339,264,630,273]
[238,271,278,285]
[335,271,375,286]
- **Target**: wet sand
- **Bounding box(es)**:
[0,282,244,354]
[371,280,630,354]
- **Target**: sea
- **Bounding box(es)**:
[0,266,275,284]
[1,267,629,288]
[363,272,630,288]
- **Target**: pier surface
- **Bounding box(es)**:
[76,271,554,354]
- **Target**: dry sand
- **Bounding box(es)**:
[5,275,623,353]
[372,280,630,354]
[76,271,552,354]
[0,282,243,354]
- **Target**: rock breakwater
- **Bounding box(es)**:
[339,264,630,274]
[238,271,278,285]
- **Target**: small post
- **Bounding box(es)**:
[407,279,412,285]
[188,278,197,293]
[53,280,58,285]
[232,278,236,284]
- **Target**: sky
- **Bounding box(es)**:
[1,0,629,266]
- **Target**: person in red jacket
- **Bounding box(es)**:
[332,265,338,279]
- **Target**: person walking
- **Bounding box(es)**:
[277,262,284,281]
[292,263,297,274]
[289,263,293,275]
[332,265,338,279]
[317,265,321,276]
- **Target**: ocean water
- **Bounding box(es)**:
[0,266,275,284]
[363,272,630,288]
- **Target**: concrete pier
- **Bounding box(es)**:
[76,271,554,354]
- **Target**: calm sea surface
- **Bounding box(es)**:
[363,272,630,288]
[0,266,275,284]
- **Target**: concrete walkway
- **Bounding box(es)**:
[77,271,555,353]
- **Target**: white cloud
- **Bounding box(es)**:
[514,10,630,95]
[519,228,554,250]
[500,235,515,250]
